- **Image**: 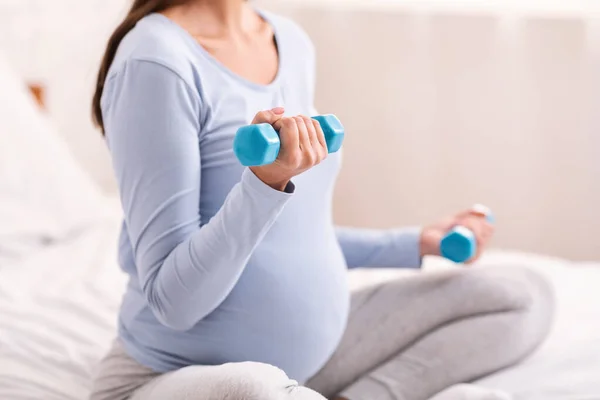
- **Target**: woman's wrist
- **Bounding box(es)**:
[419,227,441,258]
[248,167,290,192]
[270,181,290,192]
[262,180,288,192]
[249,167,290,192]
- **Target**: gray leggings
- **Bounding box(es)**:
[90,265,554,400]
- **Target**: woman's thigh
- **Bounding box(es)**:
[306,265,554,398]
[89,340,160,400]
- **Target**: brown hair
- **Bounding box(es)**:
[92,0,185,134]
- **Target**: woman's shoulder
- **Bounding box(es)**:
[107,13,200,85]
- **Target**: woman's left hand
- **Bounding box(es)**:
[419,208,495,264]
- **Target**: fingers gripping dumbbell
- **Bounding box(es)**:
[233,115,345,166]
[440,204,494,263]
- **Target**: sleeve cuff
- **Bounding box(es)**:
[241,168,295,199]
[391,226,423,269]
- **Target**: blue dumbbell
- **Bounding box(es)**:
[440,204,494,263]
[233,115,345,166]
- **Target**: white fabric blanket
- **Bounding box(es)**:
[0,215,599,399]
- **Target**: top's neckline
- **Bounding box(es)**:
[149,9,283,93]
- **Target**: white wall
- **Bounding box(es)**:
[259,0,600,261]
[2,0,599,260]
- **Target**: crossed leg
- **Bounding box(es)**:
[306,265,555,400]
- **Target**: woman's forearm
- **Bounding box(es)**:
[140,169,292,331]
[335,226,422,269]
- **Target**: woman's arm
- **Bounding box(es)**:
[336,213,496,269]
[336,227,423,269]
[103,59,292,331]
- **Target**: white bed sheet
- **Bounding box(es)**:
[0,214,598,399]
[0,216,126,400]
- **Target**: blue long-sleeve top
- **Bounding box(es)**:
[102,11,422,383]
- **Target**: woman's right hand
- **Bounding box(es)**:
[249,107,328,191]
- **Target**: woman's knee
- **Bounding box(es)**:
[466,265,556,349]
[451,265,555,314]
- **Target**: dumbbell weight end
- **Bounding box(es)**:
[233,123,281,167]
[440,205,494,263]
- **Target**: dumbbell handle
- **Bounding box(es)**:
[233,115,344,167]
[440,205,494,263]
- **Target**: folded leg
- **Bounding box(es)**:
[307,265,555,400]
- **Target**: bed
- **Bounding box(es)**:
[0,55,599,400]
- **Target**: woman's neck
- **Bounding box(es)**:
[162,0,258,39]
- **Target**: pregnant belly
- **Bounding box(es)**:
[189,242,350,381]
[122,227,350,382]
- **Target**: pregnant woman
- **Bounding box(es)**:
[89,1,554,399]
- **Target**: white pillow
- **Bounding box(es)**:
[0,53,108,261]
